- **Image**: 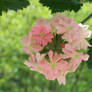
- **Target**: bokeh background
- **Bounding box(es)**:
[0,0,92,92]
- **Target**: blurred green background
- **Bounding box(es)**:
[0,0,92,92]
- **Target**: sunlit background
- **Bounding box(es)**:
[0,0,92,92]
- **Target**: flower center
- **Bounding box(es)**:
[51,62,56,68]
[36,66,42,71]
[61,72,64,76]
[67,26,72,31]
[74,53,79,59]
[31,38,36,44]
[40,32,44,37]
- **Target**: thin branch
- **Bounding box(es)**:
[81,13,92,24]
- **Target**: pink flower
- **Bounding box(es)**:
[62,44,89,72]
[44,51,68,85]
[62,28,80,43]
[50,13,67,34]
[32,24,53,46]
[57,73,66,85]
[24,52,46,73]
[68,54,89,72]
[71,38,91,50]
[50,13,79,38]
[22,32,43,53]
[61,22,80,43]
[37,18,51,26]
[67,23,91,50]
[24,51,67,85]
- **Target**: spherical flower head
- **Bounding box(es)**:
[22,13,91,85]
[32,24,53,46]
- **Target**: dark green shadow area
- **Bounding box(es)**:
[39,0,83,13]
[0,0,29,15]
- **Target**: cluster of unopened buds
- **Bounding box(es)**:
[22,13,91,85]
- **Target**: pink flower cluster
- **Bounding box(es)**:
[22,13,91,85]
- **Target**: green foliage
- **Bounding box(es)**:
[63,3,92,27]
[0,0,29,15]
[0,0,92,92]
[47,34,64,54]
[40,34,65,54]
[39,0,82,13]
